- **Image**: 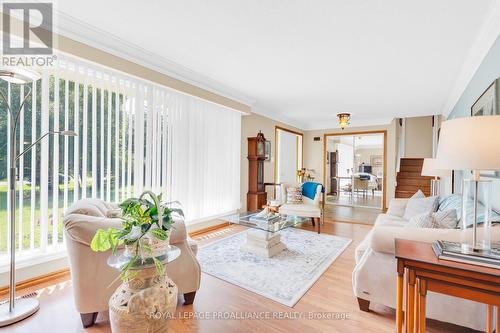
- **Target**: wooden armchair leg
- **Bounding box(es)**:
[357,298,370,312]
[311,218,315,227]
[80,312,98,328]
[184,291,196,305]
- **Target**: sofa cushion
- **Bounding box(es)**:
[403,196,439,220]
[386,199,409,217]
[279,203,320,217]
[374,214,407,227]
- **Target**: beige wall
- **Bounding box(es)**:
[240,114,303,211]
[303,120,398,209]
[404,116,433,158]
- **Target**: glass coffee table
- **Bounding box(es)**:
[219,211,310,257]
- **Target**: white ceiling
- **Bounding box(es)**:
[53,0,499,130]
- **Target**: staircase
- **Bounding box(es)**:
[395,158,433,198]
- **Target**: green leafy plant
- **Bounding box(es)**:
[90,191,184,280]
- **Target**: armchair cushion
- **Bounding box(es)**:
[279,203,321,218]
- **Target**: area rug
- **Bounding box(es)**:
[197,228,352,307]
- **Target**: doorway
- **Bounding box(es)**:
[324,131,386,210]
[275,127,303,184]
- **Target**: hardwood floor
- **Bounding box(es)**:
[324,204,380,225]
[1,221,478,333]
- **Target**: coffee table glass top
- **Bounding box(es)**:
[220,211,310,233]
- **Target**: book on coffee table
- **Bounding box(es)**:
[249,214,281,224]
[432,240,500,269]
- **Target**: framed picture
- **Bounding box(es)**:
[264,140,271,161]
[471,78,500,178]
[471,79,500,117]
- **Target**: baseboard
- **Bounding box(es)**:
[0,268,70,298]
[189,222,230,237]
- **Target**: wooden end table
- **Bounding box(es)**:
[395,239,500,333]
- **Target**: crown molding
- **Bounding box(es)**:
[249,105,307,130]
[441,1,500,118]
[51,9,256,108]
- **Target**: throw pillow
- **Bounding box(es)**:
[406,212,439,228]
[405,209,458,229]
[286,187,303,204]
[403,196,439,220]
[433,209,458,229]
[412,189,425,199]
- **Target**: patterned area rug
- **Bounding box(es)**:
[197,228,352,307]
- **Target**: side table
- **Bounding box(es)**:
[107,245,181,333]
[395,239,500,333]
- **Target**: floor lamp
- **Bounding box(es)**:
[435,115,500,252]
[421,158,451,196]
[0,67,77,326]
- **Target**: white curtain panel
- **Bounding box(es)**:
[168,94,241,223]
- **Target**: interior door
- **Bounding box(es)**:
[276,128,303,184]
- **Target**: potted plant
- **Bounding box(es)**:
[90,191,184,280]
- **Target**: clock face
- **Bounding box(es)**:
[257,141,265,156]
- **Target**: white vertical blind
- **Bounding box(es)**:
[0,54,241,263]
[52,73,60,246]
[18,85,24,251]
[40,71,49,251]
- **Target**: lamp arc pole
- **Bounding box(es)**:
[0,67,76,326]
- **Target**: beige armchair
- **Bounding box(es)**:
[278,182,324,233]
[63,199,201,328]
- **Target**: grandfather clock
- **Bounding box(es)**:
[247,131,267,211]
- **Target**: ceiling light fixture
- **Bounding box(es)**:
[337,113,351,130]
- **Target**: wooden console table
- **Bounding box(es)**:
[395,239,500,333]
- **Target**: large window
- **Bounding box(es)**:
[0,55,241,264]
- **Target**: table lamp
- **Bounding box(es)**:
[435,115,500,252]
[421,158,451,196]
[0,67,77,326]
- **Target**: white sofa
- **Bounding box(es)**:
[352,198,500,331]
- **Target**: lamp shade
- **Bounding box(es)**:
[421,158,451,177]
[435,115,500,171]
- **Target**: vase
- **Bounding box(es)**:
[109,266,178,333]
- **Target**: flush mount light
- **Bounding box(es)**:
[337,113,351,130]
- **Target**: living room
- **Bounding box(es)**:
[1,1,500,333]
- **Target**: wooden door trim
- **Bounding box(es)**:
[323,130,387,211]
[274,126,304,184]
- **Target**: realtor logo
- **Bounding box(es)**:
[2,2,53,55]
